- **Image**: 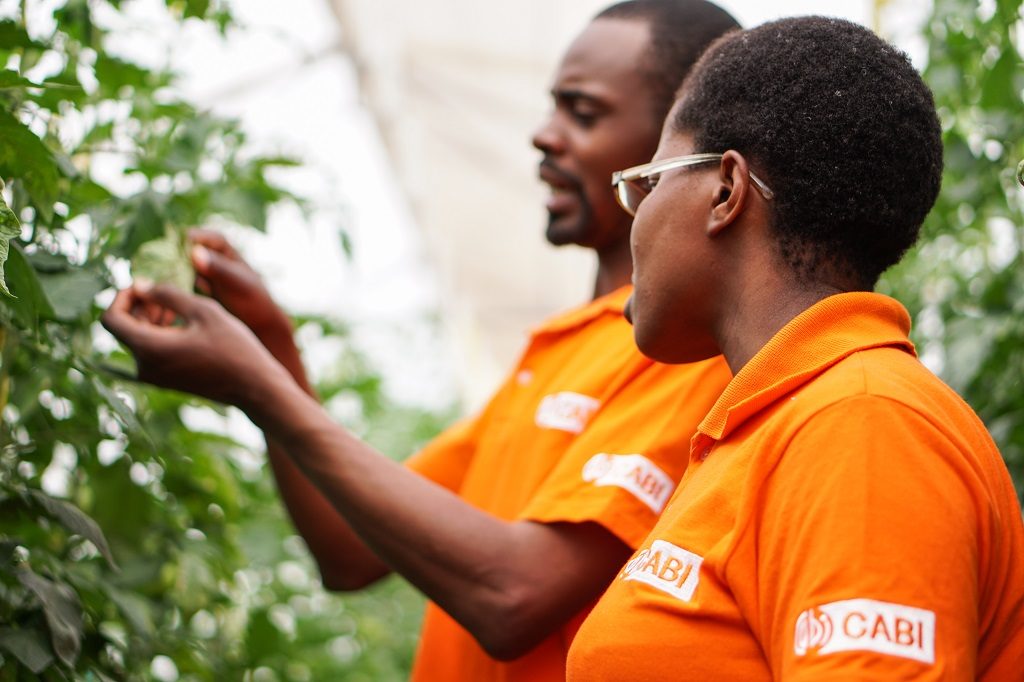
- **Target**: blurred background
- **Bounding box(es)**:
[0,0,1020,679]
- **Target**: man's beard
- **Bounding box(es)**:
[545,194,594,246]
[539,157,594,246]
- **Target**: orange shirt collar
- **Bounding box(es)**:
[531,284,633,336]
[697,292,916,443]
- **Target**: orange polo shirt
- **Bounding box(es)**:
[568,292,1024,681]
[404,285,732,682]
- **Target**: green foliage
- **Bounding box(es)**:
[0,191,21,297]
[880,0,1024,499]
[0,1,440,678]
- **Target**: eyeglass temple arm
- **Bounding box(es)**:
[747,171,774,201]
[612,154,775,201]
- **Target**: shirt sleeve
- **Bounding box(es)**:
[403,415,481,493]
[403,369,522,492]
[519,357,731,549]
[756,396,981,681]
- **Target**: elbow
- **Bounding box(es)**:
[473,590,549,662]
[320,573,372,592]
[318,564,384,592]
[479,633,538,663]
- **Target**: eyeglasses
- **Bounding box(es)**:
[611,152,775,217]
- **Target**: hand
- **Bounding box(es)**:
[189,229,290,337]
[101,282,289,408]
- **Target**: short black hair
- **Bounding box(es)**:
[673,16,943,288]
[596,0,740,124]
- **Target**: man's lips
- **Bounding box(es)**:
[538,159,581,191]
[539,160,582,214]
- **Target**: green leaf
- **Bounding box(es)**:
[0,69,83,98]
[66,179,115,208]
[16,570,84,668]
[0,626,55,674]
[27,71,88,110]
[0,539,21,566]
[131,232,192,291]
[37,267,108,321]
[339,229,353,258]
[90,377,142,434]
[254,156,302,170]
[24,250,70,274]
[104,587,156,638]
[1,243,56,329]
[0,190,21,297]
[246,608,284,654]
[93,54,151,94]
[185,0,211,19]
[0,111,62,220]
[0,20,41,50]
[0,70,37,90]
[208,185,269,231]
[164,115,220,174]
[79,121,115,149]
[980,48,1018,110]
[118,194,166,258]
[85,668,119,682]
[51,0,94,48]
[28,490,118,570]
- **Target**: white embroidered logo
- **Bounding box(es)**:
[534,392,600,433]
[620,539,703,602]
[794,598,936,664]
[581,453,675,512]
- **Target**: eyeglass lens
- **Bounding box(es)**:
[618,180,649,216]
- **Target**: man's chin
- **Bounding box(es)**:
[545,214,587,247]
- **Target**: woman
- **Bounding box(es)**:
[567,16,1024,681]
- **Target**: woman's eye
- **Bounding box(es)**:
[642,174,661,192]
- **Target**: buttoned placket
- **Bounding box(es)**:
[690,433,715,463]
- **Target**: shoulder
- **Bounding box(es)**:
[792,346,988,447]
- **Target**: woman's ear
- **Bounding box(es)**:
[707,150,751,237]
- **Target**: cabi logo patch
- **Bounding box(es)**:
[534,392,600,433]
[581,453,674,512]
[794,598,936,665]
[619,539,703,602]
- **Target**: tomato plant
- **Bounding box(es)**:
[0,2,437,678]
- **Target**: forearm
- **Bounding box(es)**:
[265,439,391,589]
[249,316,390,587]
[251,315,314,395]
[242,376,548,652]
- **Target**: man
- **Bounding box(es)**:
[566,17,1024,680]
[103,2,738,680]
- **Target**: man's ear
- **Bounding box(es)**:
[707,150,751,237]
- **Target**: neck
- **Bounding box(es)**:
[706,204,855,374]
[716,279,846,374]
[591,236,634,300]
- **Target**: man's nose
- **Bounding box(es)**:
[531,115,566,156]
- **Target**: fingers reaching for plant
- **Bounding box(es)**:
[186,229,290,336]
[102,283,288,407]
